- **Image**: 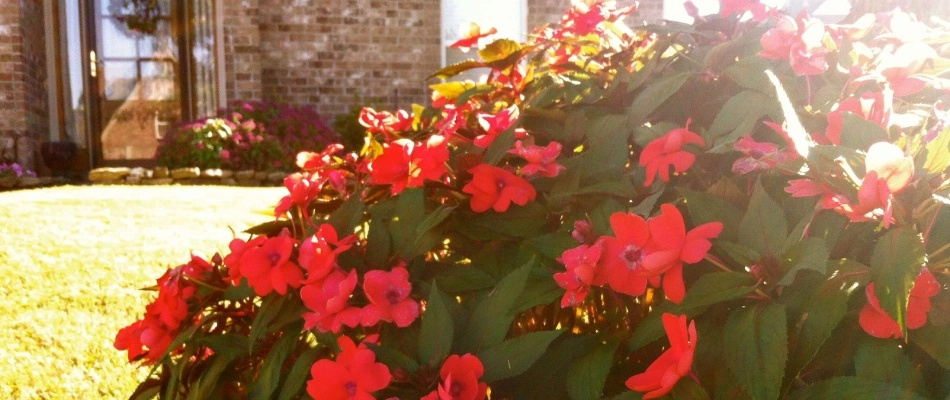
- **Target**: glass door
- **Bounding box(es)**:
[90,0,181,164]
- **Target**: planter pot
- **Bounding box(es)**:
[0,175,17,188]
[41,141,77,177]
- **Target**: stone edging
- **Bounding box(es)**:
[88,167,286,187]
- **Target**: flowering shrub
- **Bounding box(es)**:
[0,162,35,180]
[120,1,950,399]
[155,101,339,171]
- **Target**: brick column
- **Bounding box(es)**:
[222,0,264,102]
[0,0,49,171]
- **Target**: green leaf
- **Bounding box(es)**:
[418,283,454,367]
[471,201,548,238]
[512,265,563,313]
[870,228,925,336]
[484,125,518,166]
[430,59,485,80]
[854,338,926,394]
[910,322,950,369]
[430,81,485,101]
[778,237,828,286]
[477,329,564,382]
[923,124,950,174]
[277,346,324,400]
[790,377,929,400]
[250,323,302,400]
[388,188,427,258]
[725,57,774,93]
[200,333,250,360]
[566,338,619,400]
[415,205,455,241]
[461,259,534,353]
[723,303,787,400]
[247,294,291,351]
[327,194,365,236]
[365,217,391,268]
[784,271,854,390]
[186,355,234,400]
[628,272,755,351]
[681,188,743,241]
[707,91,778,149]
[627,73,689,126]
[244,220,294,236]
[738,181,788,258]
[478,38,522,64]
[577,113,632,179]
[670,378,712,400]
[839,113,889,151]
[368,343,421,373]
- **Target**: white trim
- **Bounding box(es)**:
[214,0,227,107]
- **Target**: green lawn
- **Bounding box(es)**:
[0,185,285,399]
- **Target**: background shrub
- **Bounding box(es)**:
[155,101,339,171]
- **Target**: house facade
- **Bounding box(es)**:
[0,0,662,174]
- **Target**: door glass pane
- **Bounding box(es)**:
[99,0,180,161]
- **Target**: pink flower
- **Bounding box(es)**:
[301,270,363,333]
[360,265,420,328]
[274,172,327,219]
[731,122,799,175]
[759,13,832,76]
[626,314,697,399]
[474,105,519,148]
[554,238,608,307]
[508,141,566,178]
[462,164,537,213]
[719,0,773,21]
[640,119,705,186]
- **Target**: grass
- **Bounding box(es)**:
[0,185,285,399]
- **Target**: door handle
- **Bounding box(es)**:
[89,50,97,78]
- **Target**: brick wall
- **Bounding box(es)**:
[222,0,264,101]
[19,0,47,170]
[222,0,664,122]
[0,0,48,170]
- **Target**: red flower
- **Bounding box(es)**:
[640,204,723,303]
[370,135,449,195]
[450,22,497,51]
[836,143,913,227]
[859,268,941,339]
[421,354,489,400]
[297,144,345,171]
[719,0,773,21]
[823,91,893,146]
[361,265,420,328]
[865,142,914,194]
[474,105,519,148]
[301,269,363,333]
[238,233,303,296]
[877,42,938,97]
[359,107,413,139]
[758,13,831,76]
[508,141,566,178]
[274,172,327,219]
[307,336,392,400]
[640,119,705,186]
[601,212,651,297]
[462,164,537,213]
[299,224,357,283]
[223,236,264,286]
[626,314,697,399]
[555,238,608,307]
